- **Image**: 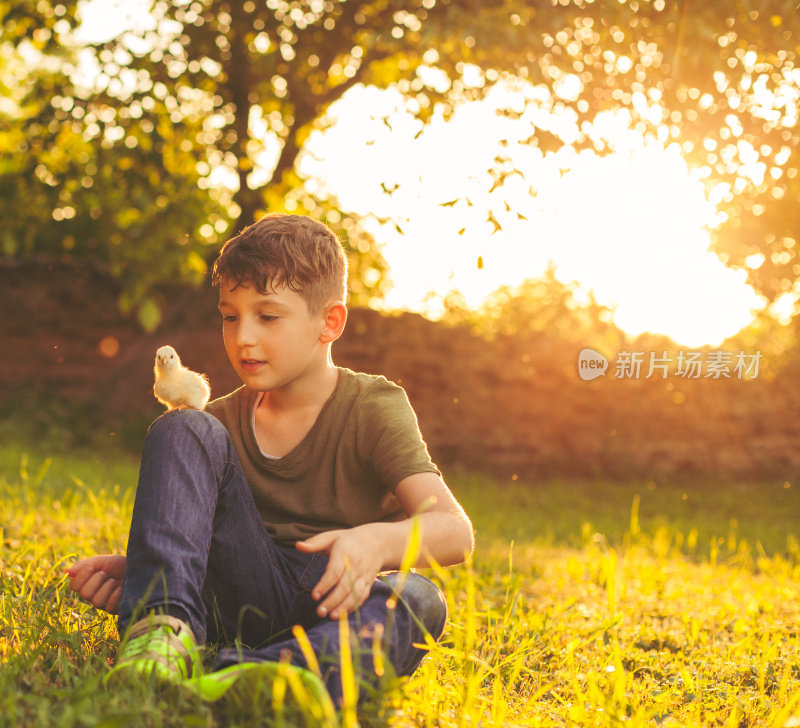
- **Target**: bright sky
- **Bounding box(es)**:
[301,85,764,347]
[77,0,767,348]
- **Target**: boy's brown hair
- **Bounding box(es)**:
[212,213,348,314]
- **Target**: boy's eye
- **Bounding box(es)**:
[260,315,279,322]
[221,315,237,322]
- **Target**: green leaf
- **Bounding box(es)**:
[137,297,162,333]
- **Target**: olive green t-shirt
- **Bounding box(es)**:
[205,367,440,545]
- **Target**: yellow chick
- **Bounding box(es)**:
[153,345,210,411]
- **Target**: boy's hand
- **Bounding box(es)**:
[296,525,384,620]
[66,554,126,614]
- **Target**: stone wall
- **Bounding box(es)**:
[2,260,798,481]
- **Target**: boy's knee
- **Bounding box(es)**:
[147,408,228,447]
[383,572,447,641]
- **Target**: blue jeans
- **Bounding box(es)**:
[117,409,448,704]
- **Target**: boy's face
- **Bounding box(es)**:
[218,278,330,392]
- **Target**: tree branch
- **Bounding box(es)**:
[268,47,394,188]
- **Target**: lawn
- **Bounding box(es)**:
[1,443,799,727]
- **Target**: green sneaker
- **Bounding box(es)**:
[106,614,203,684]
[184,661,338,727]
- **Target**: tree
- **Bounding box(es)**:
[436,264,625,350]
[0,1,227,328]
[0,0,396,324]
[3,0,800,325]
[465,1,800,309]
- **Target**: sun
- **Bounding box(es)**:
[303,86,763,347]
[532,141,764,347]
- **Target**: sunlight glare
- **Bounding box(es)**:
[304,86,763,346]
[535,144,764,346]
[75,0,154,43]
[771,292,798,325]
[70,0,768,347]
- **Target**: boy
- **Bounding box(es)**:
[67,213,474,710]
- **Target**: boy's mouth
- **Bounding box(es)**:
[240,359,266,371]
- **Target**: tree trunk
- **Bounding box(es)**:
[228,3,258,233]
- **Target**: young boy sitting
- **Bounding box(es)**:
[67,213,474,710]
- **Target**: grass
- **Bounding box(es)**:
[1,443,799,727]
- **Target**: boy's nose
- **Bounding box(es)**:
[235,319,258,347]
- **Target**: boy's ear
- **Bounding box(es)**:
[319,301,348,344]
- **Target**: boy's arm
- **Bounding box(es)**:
[392,470,475,566]
[296,471,473,620]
